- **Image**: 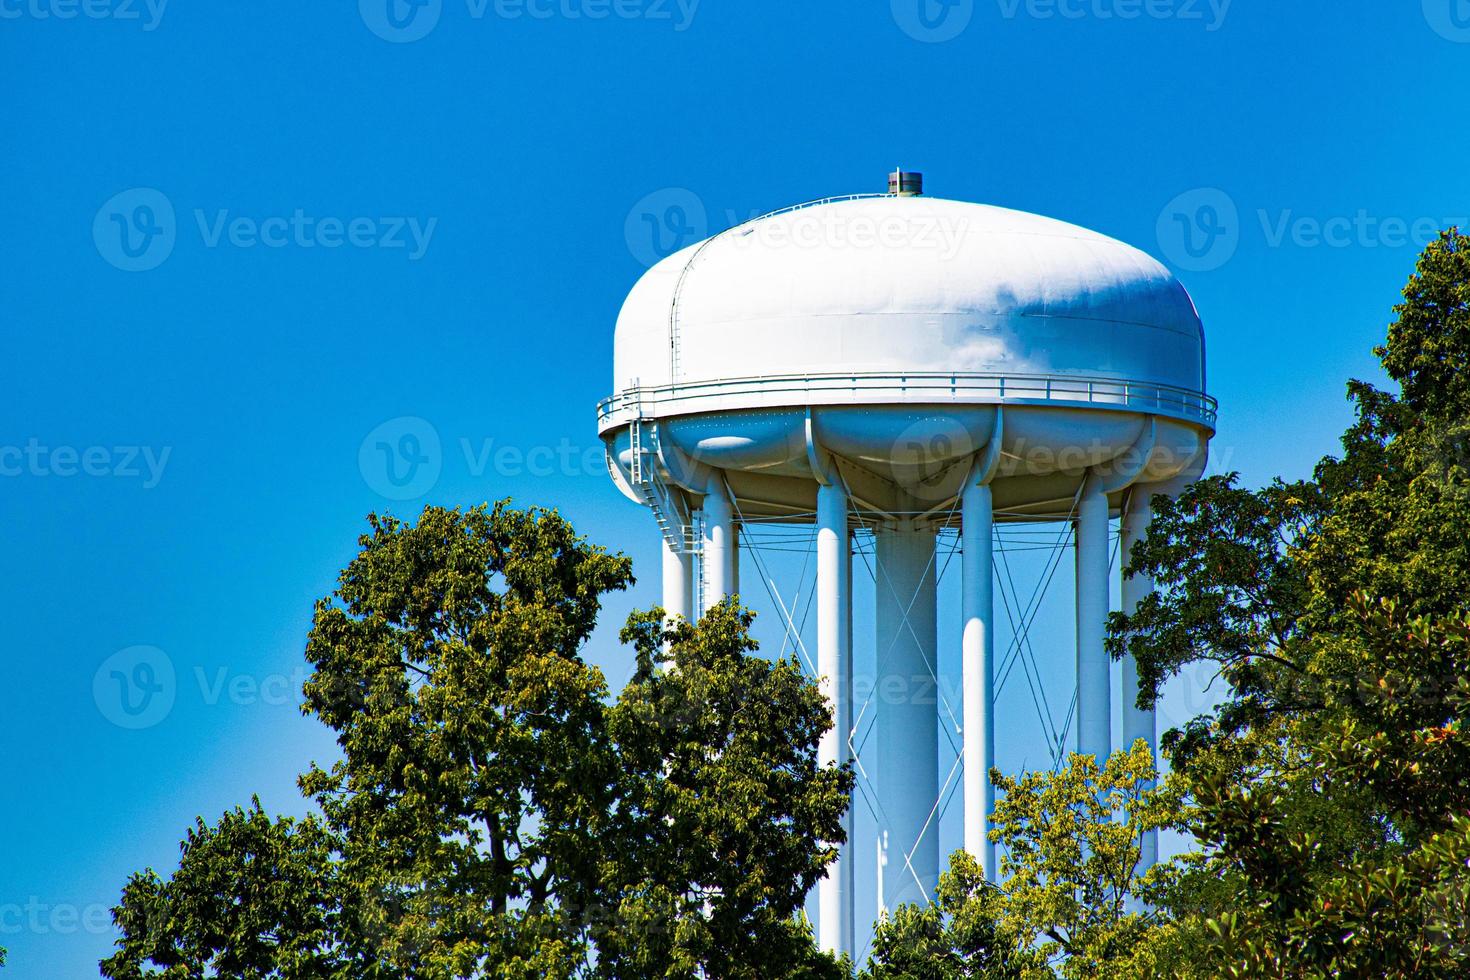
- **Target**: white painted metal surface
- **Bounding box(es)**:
[600,183,1217,963]
[701,478,734,612]
[1074,479,1112,760]
[874,521,940,915]
[815,481,853,955]
[614,196,1205,399]
[961,480,996,878]
[661,536,693,625]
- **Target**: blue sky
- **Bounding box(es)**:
[3,1,1469,974]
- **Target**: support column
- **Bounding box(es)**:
[702,476,734,612]
[661,535,693,625]
[843,525,854,932]
[815,482,852,957]
[1075,478,1111,761]
[730,522,741,599]
[875,519,939,914]
[1121,487,1158,869]
[961,482,996,879]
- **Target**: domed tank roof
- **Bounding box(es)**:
[607,189,1211,432]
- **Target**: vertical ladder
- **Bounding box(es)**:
[628,418,700,562]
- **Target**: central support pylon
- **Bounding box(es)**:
[960,479,996,879]
[874,518,939,915]
[815,480,853,956]
[1074,477,1112,760]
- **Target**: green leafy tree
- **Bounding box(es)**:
[295,504,630,978]
[1104,230,1470,977]
[102,504,851,979]
[865,743,1184,980]
[862,856,1032,980]
[599,604,852,979]
[101,803,346,979]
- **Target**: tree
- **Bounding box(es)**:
[102,504,851,979]
[101,803,347,980]
[1104,230,1470,977]
[864,744,1184,980]
[862,857,1032,980]
[598,604,852,979]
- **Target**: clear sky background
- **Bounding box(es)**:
[3,2,1469,975]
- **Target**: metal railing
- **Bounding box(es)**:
[597,371,1217,430]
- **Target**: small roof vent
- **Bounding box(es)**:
[888,169,923,197]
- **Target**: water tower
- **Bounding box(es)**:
[598,172,1215,959]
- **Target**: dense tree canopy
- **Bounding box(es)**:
[863,744,1194,980]
[101,504,850,979]
[1107,230,1470,976]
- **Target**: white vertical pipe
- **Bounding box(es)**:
[815,482,852,957]
[702,477,734,611]
[1121,488,1158,869]
[875,520,939,914]
[729,522,741,599]
[661,535,693,625]
[961,482,996,879]
[1075,478,1111,760]
[841,524,854,949]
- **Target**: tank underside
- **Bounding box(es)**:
[603,401,1212,523]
